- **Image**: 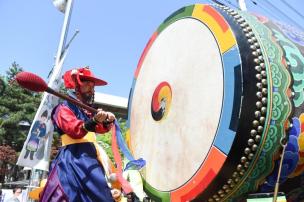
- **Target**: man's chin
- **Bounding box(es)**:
[82,95,94,104]
[83,99,93,105]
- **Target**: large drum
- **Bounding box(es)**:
[127,3,304,202]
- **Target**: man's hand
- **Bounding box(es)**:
[126,192,140,202]
[94,109,108,123]
[111,189,121,202]
[105,112,116,122]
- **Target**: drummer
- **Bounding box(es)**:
[39,67,116,202]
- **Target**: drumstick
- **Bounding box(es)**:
[15,71,98,113]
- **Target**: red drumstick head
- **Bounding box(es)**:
[16,72,48,92]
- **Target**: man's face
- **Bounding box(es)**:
[41,116,47,123]
[15,188,22,196]
[79,81,95,104]
[15,189,22,201]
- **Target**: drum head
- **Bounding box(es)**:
[131,18,224,191]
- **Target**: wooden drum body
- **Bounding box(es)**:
[127,4,304,202]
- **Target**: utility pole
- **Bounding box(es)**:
[54,0,74,67]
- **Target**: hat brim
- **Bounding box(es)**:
[79,75,107,86]
[29,187,44,200]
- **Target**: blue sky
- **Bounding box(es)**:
[0,0,303,98]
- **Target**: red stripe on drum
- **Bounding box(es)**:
[202,6,229,33]
[134,31,158,78]
[180,169,216,202]
[171,146,226,202]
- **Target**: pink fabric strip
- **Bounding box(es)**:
[111,124,133,194]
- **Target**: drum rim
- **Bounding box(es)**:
[128,4,241,201]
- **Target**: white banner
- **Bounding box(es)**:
[17,55,66,171]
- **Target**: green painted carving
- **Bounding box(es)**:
[272,29,304,107]
[225,11,292,201]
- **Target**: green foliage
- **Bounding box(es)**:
[0,77,5,96]
[96,118,128,162]
[0,63,42,151]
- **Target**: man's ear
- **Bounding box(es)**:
[75,90,81,98]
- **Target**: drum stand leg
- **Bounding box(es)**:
[272,137,288,202]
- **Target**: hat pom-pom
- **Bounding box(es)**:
[63,69,77,89]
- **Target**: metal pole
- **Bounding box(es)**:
[55,0,74,66]
[273,137,288,202]
[237,0,247,11]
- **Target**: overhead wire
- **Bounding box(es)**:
[211,0,228,6]
[280,0,304,21]
[207,0,218,5]
[249,0,279,20]
[262,0,304,31]
[211,0,304,32]
[222,0,240,10]
[210,0,240,10]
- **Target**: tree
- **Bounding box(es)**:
[0,62,41,151]
[0,145,17,182]
[0,63,42,184]
[0,77,5,96]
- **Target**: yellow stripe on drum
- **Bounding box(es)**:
[192,4,236,53]
[125,129,132,150]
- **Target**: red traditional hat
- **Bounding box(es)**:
[63,66,107,89]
